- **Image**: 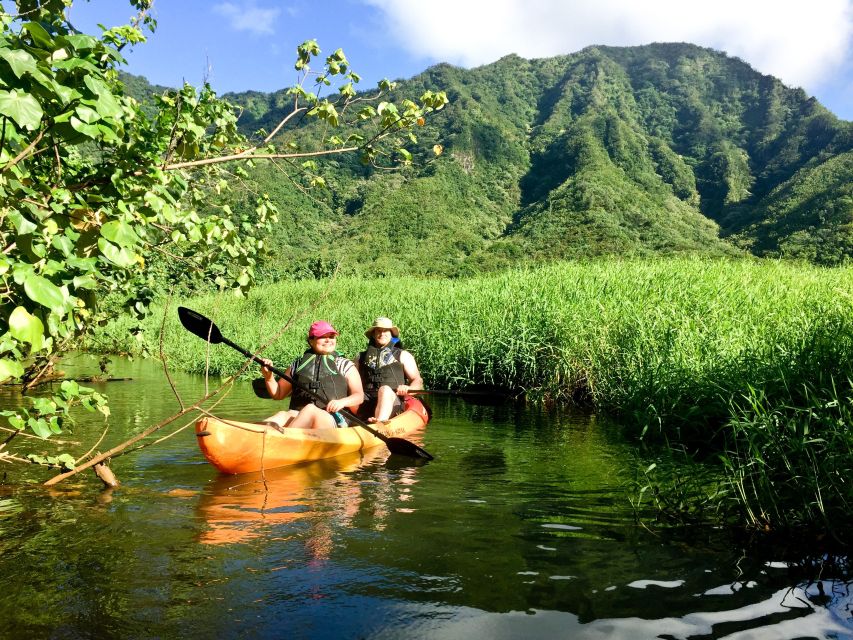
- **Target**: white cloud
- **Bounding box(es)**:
[213,2,281,36]
[363,0,853,91]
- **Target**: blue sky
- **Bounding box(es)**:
[67,0,853,120]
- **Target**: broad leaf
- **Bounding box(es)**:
[29,418,52,439]
[0,358,24,383]
[100,220,140,248]
[0,89,43,130]
[22,21,54,48]
[74,104,101,124]
[7,210,37,235]
[98,237,138,268]
[0,49,38,78]
[83,76,123,118]
[23,273,68,315]
[69,115,101,139]
[9,306,45,352]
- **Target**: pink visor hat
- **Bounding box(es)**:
[308,321,339,339]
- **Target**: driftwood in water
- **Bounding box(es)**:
[93,462,119,488]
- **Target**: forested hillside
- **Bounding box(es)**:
[124,43,853,277]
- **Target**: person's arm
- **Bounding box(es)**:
[396,350,423,395]
[327,365,364,413]
[261,359,293,400]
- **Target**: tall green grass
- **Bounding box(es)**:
[96,256,853,439]
[93,256,853,534]
[721,376,853,536]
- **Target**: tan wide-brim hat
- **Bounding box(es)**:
[365,316,399,338]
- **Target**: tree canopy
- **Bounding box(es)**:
[0,0,446,464]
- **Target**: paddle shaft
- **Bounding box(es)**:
[409,389,495,397]
[221,336,383,437]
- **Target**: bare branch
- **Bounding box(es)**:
[43,377,237,486]
[74,422,109,464]
[2,129,46,172]
[162,146,359,171]
[262,106,308,144]
[159,297,184,410]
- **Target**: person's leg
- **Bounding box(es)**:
[288,404,336,430]
[261,409,298,430]
[374,385,401,422]
[358,395,377,422]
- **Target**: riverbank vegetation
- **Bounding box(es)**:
[0,0,445,470]
[93,256,853,538]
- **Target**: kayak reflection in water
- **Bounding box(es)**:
[357,316,423,423]
[260,321,364,430]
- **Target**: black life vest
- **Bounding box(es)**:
[288,350,349,411]
[358,344,406,392]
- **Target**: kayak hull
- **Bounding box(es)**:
[195,396,430,474]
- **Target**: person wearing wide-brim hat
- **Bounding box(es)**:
[357,316,423,422]
[260,320,364,430]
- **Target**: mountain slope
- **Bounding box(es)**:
[121,43,853,277]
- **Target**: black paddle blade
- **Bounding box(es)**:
[177,307,223,344]
[386,437,434,461]
[251,377,271,399]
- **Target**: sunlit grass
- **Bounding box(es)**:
[97,256,853,435]
[93,256,853,534]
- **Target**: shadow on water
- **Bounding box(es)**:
[0,355,851,638]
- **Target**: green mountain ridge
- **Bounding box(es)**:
[122,43,853,277]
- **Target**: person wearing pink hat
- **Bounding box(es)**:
[260,320,364,430]
[357,316,423,422]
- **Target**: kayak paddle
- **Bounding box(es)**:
[177,307,433,461]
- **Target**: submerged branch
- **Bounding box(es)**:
[42,378,236,486]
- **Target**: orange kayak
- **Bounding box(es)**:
[195,396,430,474]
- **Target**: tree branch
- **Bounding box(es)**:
[162,146,359,171]
[2,129,46,172]
[42,382,233,486]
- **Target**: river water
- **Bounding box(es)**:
[0,355,851,639]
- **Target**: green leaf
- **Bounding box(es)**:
[61,34,98,51]
[23,273,68,315]
[75,104,101,124]
[0,358,25,383]
[0,89,43,130]
[56,453,75,469]
[98,237,138,268]
[48,78,80,105]
[31,397,57,414]
[22,22,54,48]
[100,220,140,248]
[72,274,97,290]
[29,418,52,439]
[8,306,45,352]
[7,210,37,235]
[70,115,101,139]
[60,379,80,397]
[0,49,38,78]
[83,76,123,118]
